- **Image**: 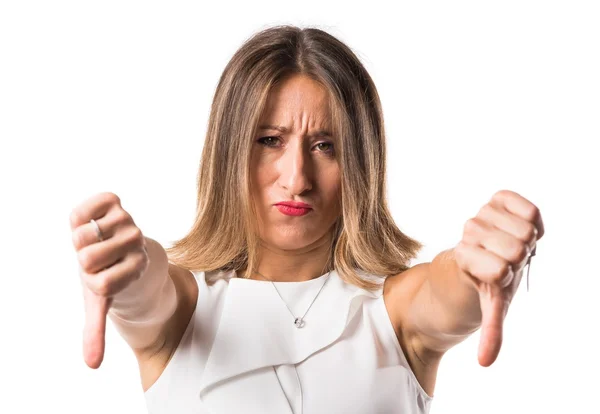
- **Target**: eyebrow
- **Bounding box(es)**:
[258,124,332,138]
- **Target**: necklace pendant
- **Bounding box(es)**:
[294,317,305,328]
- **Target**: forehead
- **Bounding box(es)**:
[260,74,331,125]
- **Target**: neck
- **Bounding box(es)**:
[244,233,333,282]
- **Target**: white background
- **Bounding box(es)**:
[1,1,598,413]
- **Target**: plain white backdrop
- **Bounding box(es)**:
[1,1,598,413]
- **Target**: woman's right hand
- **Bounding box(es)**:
[70,192,149,369]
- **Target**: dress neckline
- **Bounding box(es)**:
[231,270,332,286]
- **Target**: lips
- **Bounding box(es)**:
[275,201,312,216]
[276,201,312,209]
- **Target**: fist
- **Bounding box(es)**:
[70,192,149,369]
[454,190,545,367]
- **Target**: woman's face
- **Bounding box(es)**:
[250,74,341,252]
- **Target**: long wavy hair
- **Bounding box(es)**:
[165,25,422,290]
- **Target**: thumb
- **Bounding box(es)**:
[477,285,507,367]
[82,285,112,369]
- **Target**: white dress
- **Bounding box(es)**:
[144,269,433,414]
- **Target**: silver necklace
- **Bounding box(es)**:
[253,269,332,328]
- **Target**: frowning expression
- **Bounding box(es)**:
[250,74,341,251]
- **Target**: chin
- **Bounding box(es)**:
[263,228,326,251]
[267,236,313,251]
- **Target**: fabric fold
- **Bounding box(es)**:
[197,270,381,413]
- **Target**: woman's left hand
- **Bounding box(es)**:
[454,190,545,367]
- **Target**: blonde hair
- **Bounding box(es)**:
[166,25,422,290]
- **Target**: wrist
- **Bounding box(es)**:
[110,237,170,310]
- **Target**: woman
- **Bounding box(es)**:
[70,25,544,413]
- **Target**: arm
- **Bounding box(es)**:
[71,192,187,369]
[404,249,489,354]
[390,190,544,366]
[107,236,178,352]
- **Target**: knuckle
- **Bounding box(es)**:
[523,223,537,241]
[491,190,505,201]
[525,204,539,222]
[119,228,142,251]
[512,243,529,263]
[72,228,84,249]
[78,250,94,272]
[95,279,113,297]
[463,218,480,234]
[82,273,105,296]
[69,208,81,228]
[115,208,132,225]
[103,192,121,206]
[491,262,510,283]
[96,272,125,297]
[477,203,492,217]
[125,254,144,279]
[126,227,144,246]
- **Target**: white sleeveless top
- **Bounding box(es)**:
[144,269,433,413]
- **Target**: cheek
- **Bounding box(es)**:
[322,172,342,211]
[250,157,271,199]
[253,172,274,203]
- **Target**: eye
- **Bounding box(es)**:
[257,136,281,147]
[314,142,334,154]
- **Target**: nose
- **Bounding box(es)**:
[278,140,313,196]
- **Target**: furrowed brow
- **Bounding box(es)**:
[258,124,332,138]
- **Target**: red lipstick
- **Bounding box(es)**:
[275,201,312,216]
